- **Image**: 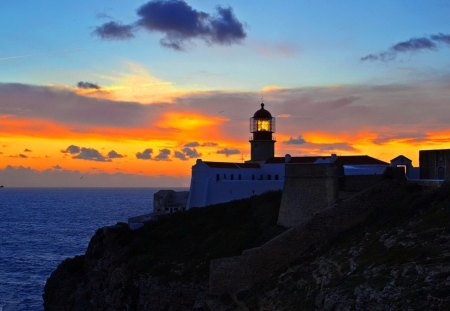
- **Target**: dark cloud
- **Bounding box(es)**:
[283,135,306,145]
[184,141,200,147]
[23,148,32,152]
[94,0,246,50]
[136,148,153,160]
[93,21,135,40]
[53,165,62,170]
[77,81,101,90]
[217,148,240,157]
[182,147,201,158]
[63,145,81,154]
[154,149,171,161]
[431,33,450,44]
[174,150,187,160]
[392,37,436,52]
[19,154,28,159]
[184,141,218,147]
[361,34,450,61]
[73,147,111,162]
[201,142,218,147]
[107,150,124,159]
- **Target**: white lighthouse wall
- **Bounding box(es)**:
[187,161,285,209]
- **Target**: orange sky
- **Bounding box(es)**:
[1,65,450,186]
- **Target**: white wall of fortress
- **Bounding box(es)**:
[187,158,388,209]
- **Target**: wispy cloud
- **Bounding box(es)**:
[0,48,82,62]
[361,33,450,61]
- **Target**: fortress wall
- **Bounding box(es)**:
[209,177,406,295]
[277,164,341,228]
[342,174,384,192]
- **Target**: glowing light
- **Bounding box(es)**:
[257,120,270,131]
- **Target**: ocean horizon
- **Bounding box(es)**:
[0,187,187,311]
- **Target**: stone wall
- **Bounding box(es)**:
[209,177,406,295]
[342,174,384,192]
[419,149,450,180]
[277,164,341,228]
[153,190,189,215]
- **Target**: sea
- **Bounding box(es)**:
[0,187,185,311]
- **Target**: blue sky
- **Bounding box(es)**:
[2,0,449,89]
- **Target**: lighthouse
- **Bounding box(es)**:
[249,103,276,162]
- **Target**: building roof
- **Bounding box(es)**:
[200,155,388,169]
[267,155,388,165]
[266,156,321,164]
[335,155,388,165]
[202,161,261,169]
[390,155,412,163]
[253,103,272,119]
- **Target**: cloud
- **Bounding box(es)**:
[77,81,101,90]
[217,148,240,157]
[53,165,62,170]
[0,83,155,127]
[63,145,81,154]
[201,142,218,147]
[136,148,153,160]
[94,0,246,50]
[107,150,124,159]
[73,147,111,162]
[182,147,201,158]
[184,141,218,147]
[361,33,450,61]
[23,148,32,152]
[184,141,200,147]
[283,135,306,145]
[19,154,28,158]
[174,150,187,160]
[154,148,171,161]
[431,33,450,44]
[93,21,135,40]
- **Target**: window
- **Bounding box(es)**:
[216,174,220,181]
[252,174,255,180]
[231,174,234,180]
[223,174,226,179]
[267,174,271,180]
[275,174,279,180]
[238,174,242,180]
[260,174,263,180]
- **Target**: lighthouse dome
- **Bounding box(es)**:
[253,103,272,118]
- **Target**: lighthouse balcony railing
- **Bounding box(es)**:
[249,135,276,141]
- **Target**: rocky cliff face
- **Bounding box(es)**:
[207,184,450,310]
[43,191,283,310]
[44,184,450,310]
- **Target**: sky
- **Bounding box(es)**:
[1,0,450,187]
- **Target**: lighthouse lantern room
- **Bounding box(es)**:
[249,103,276,162]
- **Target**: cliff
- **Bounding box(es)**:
[43,191,284,310]
[44,182,450,310]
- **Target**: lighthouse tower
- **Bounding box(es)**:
[249,103,276,162]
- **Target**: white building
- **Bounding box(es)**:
[187,103,389,209]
